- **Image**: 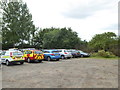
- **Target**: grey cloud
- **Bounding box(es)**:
[103,24,118,30]
[62,0,118,19]
[63,5,101,19]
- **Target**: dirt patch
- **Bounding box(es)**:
[1,58,118,88]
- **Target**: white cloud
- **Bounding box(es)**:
[23,0,118,41]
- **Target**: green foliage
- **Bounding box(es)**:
[88,32,117,51]
[33,27,86,49]
[2,1,36,49]
[33,27,56,49]
[88,32,119,56]
[34,27,82,49]
[91,50,116,58]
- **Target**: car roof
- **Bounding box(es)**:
[24,49,40,51]
[43,49,58,51]
[5,50,22,53]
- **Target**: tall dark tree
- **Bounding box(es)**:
[1,1,36,49]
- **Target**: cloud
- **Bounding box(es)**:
[62,0,118,19]
[103,24,118,30]
[23,0,118,41]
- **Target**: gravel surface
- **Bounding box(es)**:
[1,58,118,88]
[0,66,2,89]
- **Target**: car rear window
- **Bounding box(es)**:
[12,52,23,56]
[67,50,72,52]
[52,51,59,53]
[43,51,50,53]
[58,50,62,52]
[64,50,68,52]
[24,50,32,54]
[34,51,43,54]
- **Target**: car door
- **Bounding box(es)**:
[23,50,31,60]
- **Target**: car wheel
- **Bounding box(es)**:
[67,57,71,59]
[27,58,31,63]
[6,60,10,66]
[47,57,51,61]
[72,55,75,58]
[81,55,84,57]
[61,55,65,59]
[56,59,59,61]
[20,62,24,65]
[38,60,42,63]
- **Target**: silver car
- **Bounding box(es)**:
[57,49,72,59]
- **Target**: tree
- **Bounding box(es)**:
[42,27,82,49]
[88,32,117,52]
[1,1,36,49]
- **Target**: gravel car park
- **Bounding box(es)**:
[1,58,118,88]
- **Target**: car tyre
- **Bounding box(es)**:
[38,60,42,63]
[56,59,59,61]
[6,60,10,66]
[61,55,65,59]
[27,58,31,63]
[67,57,71,59]
[20,62,24,65]
[47,57,51,61]
[81,55,84,58]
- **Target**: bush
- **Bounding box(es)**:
[91,53,99,57]
[91,50,116,58]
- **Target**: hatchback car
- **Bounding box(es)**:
[57,49,72,59]
[42,49,61,61]
[67,49,81,58]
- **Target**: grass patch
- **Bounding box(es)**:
[89,56,119,60]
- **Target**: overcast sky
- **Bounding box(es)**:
[23,0,118,41]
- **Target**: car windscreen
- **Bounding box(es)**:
[79,51,84,53]
[34,51,43,54]
[12,52,23,56]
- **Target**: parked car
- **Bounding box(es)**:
[57,49,72,59]
[42,49,61,61]
[23,50,44,63]
[0,57,1,65]
[67,49,81,58]
[78,50,90,57]
[1,50,24,66]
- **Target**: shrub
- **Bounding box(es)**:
[91,50,116,58]
[91,53,98,57]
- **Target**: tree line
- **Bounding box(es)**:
[1,1,119,56]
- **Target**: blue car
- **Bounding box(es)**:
[42,49,61,61]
